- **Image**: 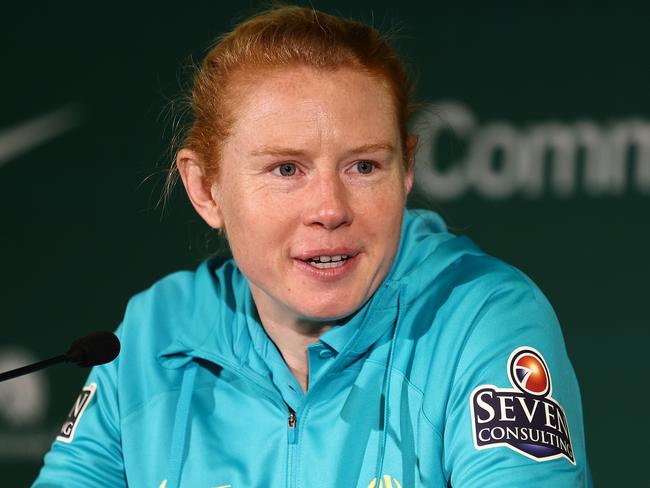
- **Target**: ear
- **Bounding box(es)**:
[177,148,224,229]
[404,135,417,195]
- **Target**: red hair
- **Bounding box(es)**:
[173,5,414,184]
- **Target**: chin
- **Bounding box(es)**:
[297,296,364,322]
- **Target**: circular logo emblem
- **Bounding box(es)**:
[508,348,551,396]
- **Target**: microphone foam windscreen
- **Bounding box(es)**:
[67,331,121,367]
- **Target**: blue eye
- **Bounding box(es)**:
[277,163,297,176]
[355,161,374,174]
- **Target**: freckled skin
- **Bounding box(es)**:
[215,66,413,329]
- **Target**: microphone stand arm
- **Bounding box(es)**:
[0,354,67,382]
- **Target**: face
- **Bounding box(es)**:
[210,66,413,325]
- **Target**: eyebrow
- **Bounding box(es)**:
[248,142,395,158]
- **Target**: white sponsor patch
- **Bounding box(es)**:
[469,347,575,464]
[56,383,97,443]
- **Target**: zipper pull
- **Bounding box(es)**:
[287,409,297,444]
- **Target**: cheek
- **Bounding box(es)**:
[356,176,406,219]
[220,189,294,260]
[354,183,406,254]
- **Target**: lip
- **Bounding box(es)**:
[293,247,360,261]
[292,251,360,282]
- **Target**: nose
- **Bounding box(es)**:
[302,170,353,230]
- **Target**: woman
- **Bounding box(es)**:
[33,6,591,487]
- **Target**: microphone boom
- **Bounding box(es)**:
[0,331,120,382]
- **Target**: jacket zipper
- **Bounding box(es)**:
[287,408,297,443]
[286,406,298,488]
[187,353,302,485]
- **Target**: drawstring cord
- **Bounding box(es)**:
[370,239,478,485]
[166,361,199,488]
[373,286,404,484]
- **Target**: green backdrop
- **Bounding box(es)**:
[1,1,648,485]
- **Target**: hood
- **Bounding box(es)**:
[157,208,484,369]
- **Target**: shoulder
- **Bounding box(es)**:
[397,223,566,381]
[116,257,240,363]
[397,213,551,323]
[440,252,552,317]
[124,257,235,315]
[118,266,196,344]
[110,258,242,410]
[447,254,559,339]
[411,249,562,357]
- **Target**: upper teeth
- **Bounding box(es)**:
[311,255,348,262]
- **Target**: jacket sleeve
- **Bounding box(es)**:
[441,271,592,487]
[32,329,127,487]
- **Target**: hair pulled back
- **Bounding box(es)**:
[173,5,414,185]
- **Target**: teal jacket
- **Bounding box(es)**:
[33,209,591,487]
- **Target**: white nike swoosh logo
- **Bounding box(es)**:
[0,104,82,168]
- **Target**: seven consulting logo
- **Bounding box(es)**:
[470,346,575,464]
[509,348,551,397]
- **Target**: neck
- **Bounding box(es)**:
[263,317,332,392]
[250,288,334,392]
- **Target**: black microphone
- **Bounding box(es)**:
[0,331,121,383]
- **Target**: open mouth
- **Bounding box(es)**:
[305,254,350,269]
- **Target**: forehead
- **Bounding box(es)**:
[225,66,399,152]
